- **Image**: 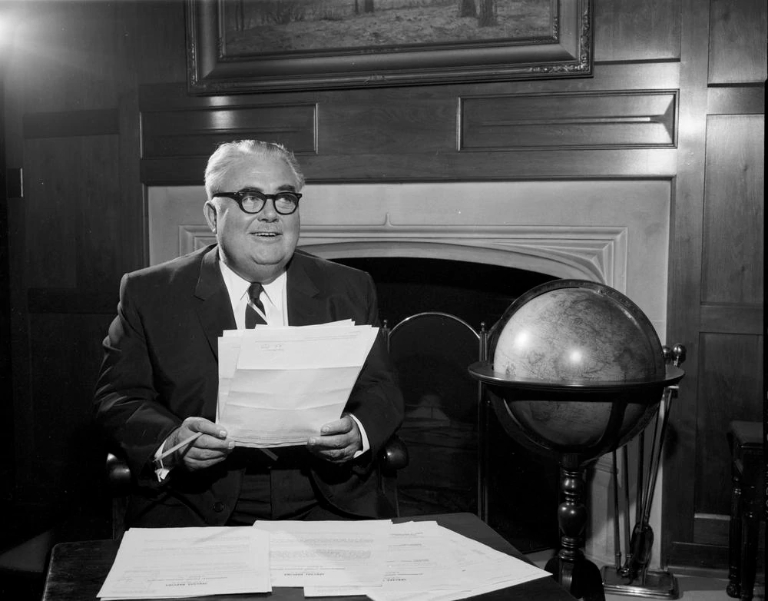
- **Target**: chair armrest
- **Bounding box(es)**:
[106,453,132,497]
[379,435,409,473]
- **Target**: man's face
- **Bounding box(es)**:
[204,155,300,283]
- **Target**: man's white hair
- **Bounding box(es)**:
[204,140,305,199]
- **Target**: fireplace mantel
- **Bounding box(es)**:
[149,180,670,338]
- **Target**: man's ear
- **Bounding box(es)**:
[204,200,217,233]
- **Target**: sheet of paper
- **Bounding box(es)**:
[216,323,378,447]
[304,521,550,600]
[253,519,390,587]
[97,526,270,600]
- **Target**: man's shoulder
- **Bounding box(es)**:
[123,245,214,287]
[292,249,370,284]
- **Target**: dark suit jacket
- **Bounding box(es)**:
[94,245,404,527]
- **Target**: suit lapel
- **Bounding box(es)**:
[286,254,322,326]
[193,249,322,344]
[194,246,235,359]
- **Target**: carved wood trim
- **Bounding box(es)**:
[176,222,626,288]
[460,90,677,150]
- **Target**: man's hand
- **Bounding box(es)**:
[163,417,234,471]
[307,414,362,463]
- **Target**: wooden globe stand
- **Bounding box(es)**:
[546,452,605,601]
[469,364,685,601]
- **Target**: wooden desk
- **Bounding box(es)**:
[42,513,575,600]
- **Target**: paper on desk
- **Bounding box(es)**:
[304,520,550,600]
[97,526,270,600]
[217,323,379,447]
[253,519,390,587]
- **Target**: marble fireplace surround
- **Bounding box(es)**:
[148,179,672,566]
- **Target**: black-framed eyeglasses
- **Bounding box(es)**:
[212,189,302,215]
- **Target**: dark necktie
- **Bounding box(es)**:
[245,282,267,328]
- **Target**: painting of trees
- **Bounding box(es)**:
[221,0,551,55]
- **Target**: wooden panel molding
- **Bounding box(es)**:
[696,331,763,514]
[592,0,681,62]
[692,514,729,547]
[141,104,317,158]
[668,541,729,571]
[460,90,677,150]
[700,303,762,334]
[141,148,679,185]
[23,110,119,139]
[662,0,710,568]
[23,136,121,289]
[701,114,764,305]
[708,0,768,84]
[707,86,765,115]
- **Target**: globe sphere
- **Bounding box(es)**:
[487,280,667,459]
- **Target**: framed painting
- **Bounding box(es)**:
[186,0,592,94]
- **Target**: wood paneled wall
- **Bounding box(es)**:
[663,0,765,568]
[2,0,764,569]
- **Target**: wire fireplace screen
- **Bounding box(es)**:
[382,309,560,553]
[335,256,559,551]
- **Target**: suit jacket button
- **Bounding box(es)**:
[213,501,225,513]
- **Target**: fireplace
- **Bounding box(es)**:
[148,179,671,563]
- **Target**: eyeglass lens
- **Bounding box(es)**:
[239,190,299,214]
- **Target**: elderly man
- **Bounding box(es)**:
[94,140,404,527]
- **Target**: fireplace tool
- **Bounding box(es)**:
[602,344,686,599]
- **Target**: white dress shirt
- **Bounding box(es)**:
[219,259,288,327]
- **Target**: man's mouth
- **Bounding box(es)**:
[253,231,281,238]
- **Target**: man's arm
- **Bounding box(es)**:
[94,273,182,480]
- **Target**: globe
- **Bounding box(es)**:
[468,280,685,599]
[478,280,671,461]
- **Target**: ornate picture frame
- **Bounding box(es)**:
[186,0,592,94]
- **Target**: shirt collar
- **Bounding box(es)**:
[218,258,287,313]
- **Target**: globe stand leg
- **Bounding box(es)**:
[545,461,606,601]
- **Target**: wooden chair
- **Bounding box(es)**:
[726,420,765,601]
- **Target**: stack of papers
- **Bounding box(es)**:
[285,520,551,600]
[97,527,270,600]
[217,321,378,447]
[97,520,550,600]
[254,519,391,588]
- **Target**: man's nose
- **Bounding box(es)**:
[258,198,279,219]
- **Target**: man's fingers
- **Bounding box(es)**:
[307,434,359,463]
[181,417,227,439]
[187,446,229,462]
[175,417,232,452]
[181,444,232,470]
[169,417,234,471]
[319,415,353,436]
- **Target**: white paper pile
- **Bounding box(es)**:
[217,321,379,447]
[98,520,550,600]
[299,520,550,600]
[97,527,270,600]
[253,519,391,587]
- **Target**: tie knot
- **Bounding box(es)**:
[248,282,263,302]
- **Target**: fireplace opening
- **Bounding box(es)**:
[334,256,561,552]
[334,256,555,328]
